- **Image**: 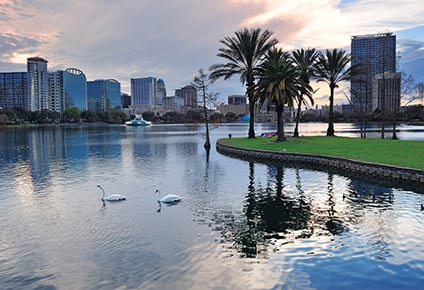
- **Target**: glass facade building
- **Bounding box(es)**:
[63,68,87,112]
[131,77,157,106]
[156,79,166,106]
[48,68,87,113]
[87,79,121,112]
[351,33,396,112]
[0,72,28,110]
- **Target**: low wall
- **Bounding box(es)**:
[216,139,424,184]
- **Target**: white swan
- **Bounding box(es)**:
[97,185,126,201]
[155,189,181,204]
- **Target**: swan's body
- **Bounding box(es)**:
[155,189,181,204]
[97,185,126,201]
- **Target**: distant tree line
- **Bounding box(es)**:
[0,107,240,126]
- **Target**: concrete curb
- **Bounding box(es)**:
[216,139,424,184]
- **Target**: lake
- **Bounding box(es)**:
[0,122,423,289]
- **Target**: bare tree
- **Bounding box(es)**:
[192,69,218,151]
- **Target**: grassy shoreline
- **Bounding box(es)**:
[220,136,424,171]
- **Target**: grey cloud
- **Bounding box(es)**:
[0,33,41,55]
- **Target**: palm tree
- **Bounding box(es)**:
[291,48,318,137]
[209,27,278,138]
[314,49,360,136]
[255,48,312,142]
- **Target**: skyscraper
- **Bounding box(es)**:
[0,72,28,110]
[131,77,157,106]
[351,33,397,112]
[48,68,87,113]
[156,79,167,106]
[175,85,197,108]
[27,57,49,111]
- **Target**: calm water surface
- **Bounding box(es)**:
[0,123,423,290]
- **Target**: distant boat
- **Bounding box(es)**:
[125,115,152,126]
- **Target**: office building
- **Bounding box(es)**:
[228,95,246,105]
[48,68,87,113]
[372,72,401,113]
[87,79,121,111]
[121,93,131,108]
[0,72,28,110]
[131,77,157,106]
[27,57,49,111]
[156,79,166,106]
[163,96,185,112]
[175,85,197,108]
[351,33,397,113]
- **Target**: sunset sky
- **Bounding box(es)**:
[1,0,423,106]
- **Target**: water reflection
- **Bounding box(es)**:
[207,161,408,262]
[1,124,423,289]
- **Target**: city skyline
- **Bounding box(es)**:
[1,0,423,106]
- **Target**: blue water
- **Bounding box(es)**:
[0,123,423,289]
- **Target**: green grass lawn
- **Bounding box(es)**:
[220,136,424,170]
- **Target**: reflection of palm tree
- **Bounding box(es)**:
[236,164,312,258]
[325,173,345,235]
[210,27,278,138]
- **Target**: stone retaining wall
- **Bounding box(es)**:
[216,139,424,184]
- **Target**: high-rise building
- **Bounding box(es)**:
[131,77,157,106]
[121,93,131,108]
[27,57,49,111]
[48,68,87,113]
[156,79,166,106]
[87,79,121,111]
[0,72,28,110]
[175,85,197,108]
[372,72,401,113]
[48,71,63,113]
[63,68,87,112]
[228,95,246,105]
[351,33,397,113]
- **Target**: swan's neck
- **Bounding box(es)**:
[98,186,105,199]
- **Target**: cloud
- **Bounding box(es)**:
[0,0,423,104]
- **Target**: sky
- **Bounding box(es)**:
[1,0,423,106]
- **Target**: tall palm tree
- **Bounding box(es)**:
[209,27,278,138]
[314,49,360,136]
[255,48,312,142]
[291,48,318,137]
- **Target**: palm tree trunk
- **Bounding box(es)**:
[247,81,256,138]
[276,107,285,142]
[293,98,302,137]
[248,101,255,138]
[327,86,335,136]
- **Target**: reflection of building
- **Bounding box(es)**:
[175,85,197,108]
[372,72,400,112]
[0,72,28,110]
[27,57,49,111]
[48,68,87,113]
[351,33,396,113]
[87,79,121,111]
